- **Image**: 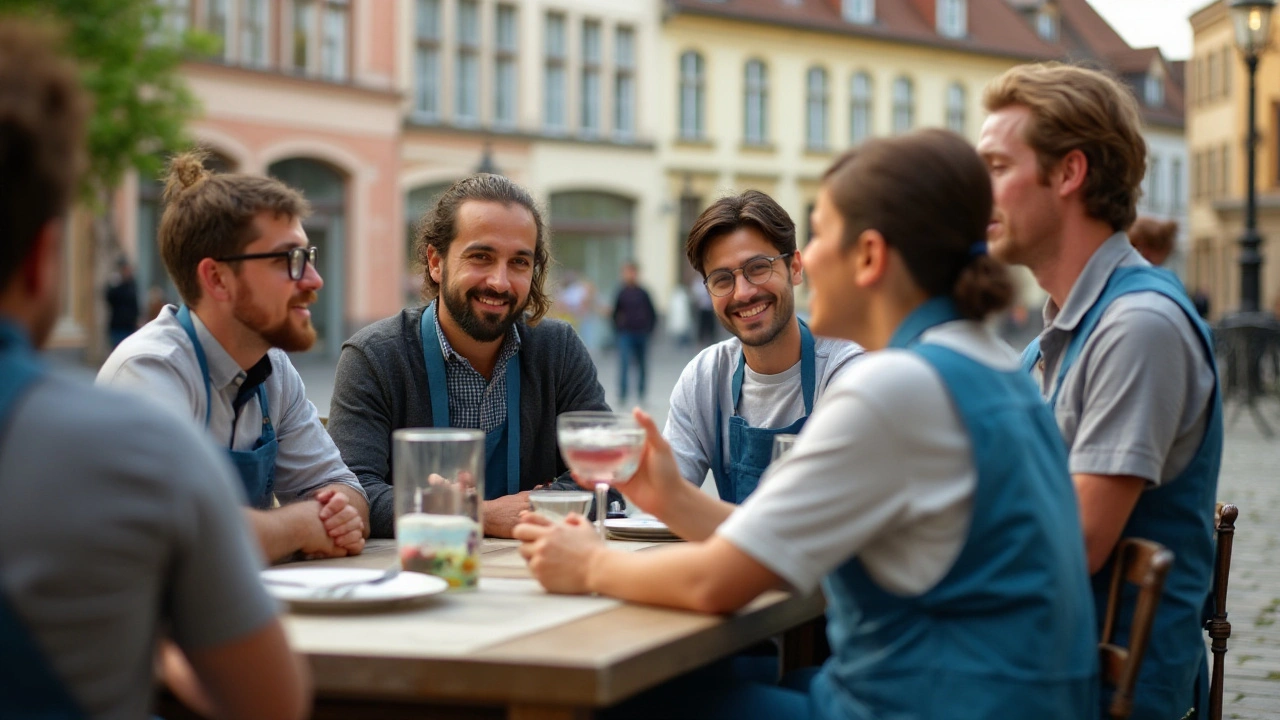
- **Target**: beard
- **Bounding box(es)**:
[234,285,318,352]
[717,287,794,348]
[440,270,527,343]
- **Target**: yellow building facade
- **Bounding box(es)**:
[655,3,1057,306]
[1187,0,1280,317]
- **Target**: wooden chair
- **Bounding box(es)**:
[1204,502,1239,720]
[1099,538,1175,720]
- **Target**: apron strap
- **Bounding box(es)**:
[175,306,214,428]
[888,296,963,349]
[420,303,521,496]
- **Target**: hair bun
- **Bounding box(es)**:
[162,150,211,203]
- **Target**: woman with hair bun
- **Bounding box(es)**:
[514,129,1097,720]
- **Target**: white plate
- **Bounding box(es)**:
[260,567,448,612]
[605,517,680,541]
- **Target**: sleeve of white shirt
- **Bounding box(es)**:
[716,352,960,595]
[269,351,365,503]
[663,358,714,487]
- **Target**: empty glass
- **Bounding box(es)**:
[771,433,799,464]
[556,411,646,539]
[393,429,484,590]
[529,490,594,523]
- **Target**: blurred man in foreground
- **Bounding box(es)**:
[0,19,308,719]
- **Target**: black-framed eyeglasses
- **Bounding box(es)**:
[216,246,317,281]
[703,253,793,297]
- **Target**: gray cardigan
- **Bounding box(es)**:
[328,306,610,538]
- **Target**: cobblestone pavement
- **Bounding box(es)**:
[1216,401,1280,720]
[295,336,1280,719]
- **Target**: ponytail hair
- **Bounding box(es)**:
[822,129,1013,320]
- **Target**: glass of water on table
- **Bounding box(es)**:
[393,428,485,590]
[555,411,646,539]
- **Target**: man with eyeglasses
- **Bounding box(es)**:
[99,151,369,562]
[665,191,862,503]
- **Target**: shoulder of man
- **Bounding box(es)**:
[98,313,198,379]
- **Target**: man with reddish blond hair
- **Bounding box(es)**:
[979,62,1221,720]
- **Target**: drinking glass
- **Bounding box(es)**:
[771,433,799,464]
[556,411,646,539]
[529,490,594,523]
[393,428,485,590]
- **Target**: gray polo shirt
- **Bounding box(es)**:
[0,369,277,720]
[1035,233,1215,485]
[97,305,364,503]
[663,332,863,490]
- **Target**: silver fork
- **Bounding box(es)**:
[317,566,401,599]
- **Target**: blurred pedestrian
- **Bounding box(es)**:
[667,280,693,347]
[692,274,716,346]
[613,261,656,405]
[104,256,139,347]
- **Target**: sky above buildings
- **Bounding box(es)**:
[1087,0,1208,60]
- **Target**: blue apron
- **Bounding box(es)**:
[1021,266,1222,720]
[0,320,85,719]
[420,305,521,500]
[812,298,1097,720]
[710,320,816,503]
[176,306,277,509]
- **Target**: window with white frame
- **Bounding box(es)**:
[581,20,602,136]
[455,0,480,124]
[1036,10,1057,41]
[414,0,441,120]
[744,60,768,145]
[615,26,636,139]
[842,0,874,24]
[1172,157,1183,211]
[937,0,967,38]
[679,51,705,140]
[850,72,872,145]
[240,0,269,68]
[544,13,567,132]
[495,5,518,128]
[292,0,314,73]
[1144,73,1164,107]
[946,82,966,135]
[1149,156,1162,209]
[207,0,229,58]
[806,66,828,151]
[321,0,349,81]
[159,0,190,37]
[892,77,914,134]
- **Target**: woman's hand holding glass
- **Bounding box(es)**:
[514,511,604,595]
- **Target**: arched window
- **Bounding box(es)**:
[892,76,914,134]
[744,59,769,145]
[946,82,966,135]
[679,51,705,140]
[850,71,872,145]
[806,66,828,151]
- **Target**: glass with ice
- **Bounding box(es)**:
[555,411,646,538]
[393,428,484,590]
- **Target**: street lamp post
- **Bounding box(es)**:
[1221,0,1279,436]
[1230,0,1275,312]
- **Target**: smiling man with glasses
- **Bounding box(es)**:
[98,151,369,563]
[666,191,862,503]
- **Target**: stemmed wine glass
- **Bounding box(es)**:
[555,411,646,539]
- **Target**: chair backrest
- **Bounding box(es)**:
[1204,502,1239,720]
[1099,538,1175,720]
[319,415,328,429]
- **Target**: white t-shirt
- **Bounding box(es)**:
[717,320,1019,596]
[739,361,806,429]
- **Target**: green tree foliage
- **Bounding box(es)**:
[0,0,213,198]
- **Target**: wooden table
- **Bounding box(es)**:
[273,538,825,720]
